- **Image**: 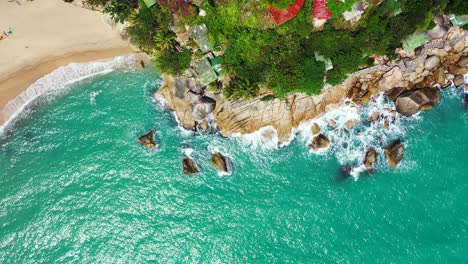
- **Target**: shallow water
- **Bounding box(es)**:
[1,70,467,263]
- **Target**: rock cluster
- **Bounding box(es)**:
[384,139,404,168]
[156,26,466,174]
[310,134,330,151]
[211,152,231,173]
[395,88,440,116]
[363,148,377,172]
[138,130,157,149]
[182,156,199,175]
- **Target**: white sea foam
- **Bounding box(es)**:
[0,54,139,135]
[233,126,280,150]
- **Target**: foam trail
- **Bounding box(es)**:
[0,54,138,134]
[233,126,280,150]
[298,94,411,179]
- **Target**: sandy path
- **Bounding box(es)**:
[0,0,134,118]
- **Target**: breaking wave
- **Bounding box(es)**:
[0,54,139,134]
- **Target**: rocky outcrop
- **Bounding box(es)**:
[191,94,216,121]
[211,152,231,173]
[138,130,157,148]
[363,148,377,172]
[394,89,435,114]
[310,134,330,150]
[395,88,440,116]
[156,27,467,145]
[384,139,404,168]
[182,156,199,175]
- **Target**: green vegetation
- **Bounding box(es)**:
[84,0,467,99]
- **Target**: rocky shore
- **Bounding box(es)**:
[156,27,467,146]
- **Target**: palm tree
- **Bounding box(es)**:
[154,31,176,51]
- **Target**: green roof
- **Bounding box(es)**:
[142,0,156,8]
[196,59,218,85]
[402,32,428,51]
[210,57,221,66]
[449,15,468,27]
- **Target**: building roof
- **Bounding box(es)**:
[313,0,332,20]
[196,58,218,85]
[268,0,305,26]
[142,0,156,8]
[402,32,429,51]
[192,24,212,53]
[449,15,468,27]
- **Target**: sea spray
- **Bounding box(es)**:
[0,54,139,134]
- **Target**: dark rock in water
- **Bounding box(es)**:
[464,93,468,108]
[336,165,353,181]
[453,74,464,87]
[367,111,380,122]
[199,119,209,132]
[138,130,157,149]
[182,156,199,175]
[395,88,440,116]
[363,148,377,172]
[310,134,330,151]
[384,139,404,168]
[211,152,230,173]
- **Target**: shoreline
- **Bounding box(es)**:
[0,0,135,124]
[0,47,134,125]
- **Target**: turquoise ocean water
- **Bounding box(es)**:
[0,69,467,263]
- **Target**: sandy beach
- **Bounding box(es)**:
[0,0,134,123]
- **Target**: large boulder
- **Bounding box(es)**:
[138,130,157,149]
[363,148,377,172]
[395,88,440,116]
[384,139,404,168]
[378,67,407,91]
[385,87,406,101]
[211,152,231,173]
[458,56,468,68]
[182,156,199,175]
[424,56,440,70]
[311,123,321,135]
[310,134,330,150]
[453,74,465,87]
[191,95,216,121]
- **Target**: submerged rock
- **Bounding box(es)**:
[344,119,359,130]
[367,111,380,122]
[310,134,330,150]
[138,130,157,149]
[384,139,404,168]
[182,156,199,175]
[211,152,230,173]
[395,88,440,116]
[311,123,321,135]
[363,148,377,172]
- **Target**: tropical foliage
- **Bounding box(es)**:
[84,0,467,98]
